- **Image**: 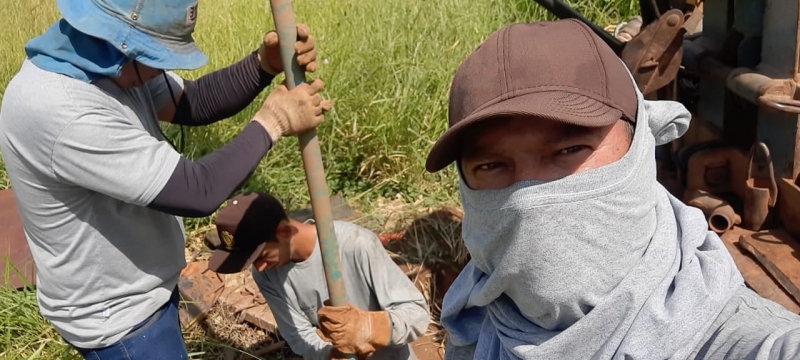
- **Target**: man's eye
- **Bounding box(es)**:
[476,162,503,171]
[558,145,588,155]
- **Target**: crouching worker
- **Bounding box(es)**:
[207,192,430,359]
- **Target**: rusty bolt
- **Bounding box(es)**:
[667,15,680,26]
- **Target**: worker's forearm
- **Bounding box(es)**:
[172,51,274,126]
[295,331,333,360]
[385,302,429,345]
[353,227,431,346]
[147,122,271,217]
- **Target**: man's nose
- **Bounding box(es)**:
[513,157,554,183]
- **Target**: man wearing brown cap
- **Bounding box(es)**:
[427,19,800,359]
[207,192,430,360]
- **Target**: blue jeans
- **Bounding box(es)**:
[72,287,188,360]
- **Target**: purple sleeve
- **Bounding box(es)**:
[172,51,275,126]
[147,122,273,217]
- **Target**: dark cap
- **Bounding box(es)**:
[208,192,287,274]
[425,19,638,173]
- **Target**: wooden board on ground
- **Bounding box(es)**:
[719,228,800,313]
[217,272,277,332]
[178,261,279,333]
[739,228,800,306]
[0,189,36,289]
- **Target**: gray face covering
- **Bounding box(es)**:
[441,84,744,359]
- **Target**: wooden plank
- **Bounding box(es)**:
[719,228,800,313]
[739,229,800,306]
[243,304,278,333]
[214,272,279,333]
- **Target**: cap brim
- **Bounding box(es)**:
[57,0,208,70]
[207,243,266,274]
[425,91,622,172]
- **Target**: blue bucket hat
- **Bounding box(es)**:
[56,0,208,70]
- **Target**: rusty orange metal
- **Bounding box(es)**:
[683,188,740,234]
[739,229,800,306]
[178,270,224,329]
[684,147,748,197]
[621,9,686,94]
[719,227,800,313]
[777,178,800,239]
[743,142,778,231]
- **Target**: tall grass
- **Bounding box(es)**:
[0,0,640,358]
[0,0,639,231]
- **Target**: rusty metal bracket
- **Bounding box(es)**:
[621,9,687,94]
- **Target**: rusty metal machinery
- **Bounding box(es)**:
[533,0,800,313]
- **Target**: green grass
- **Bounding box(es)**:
[0,0,639,231]
[0,0,640,358]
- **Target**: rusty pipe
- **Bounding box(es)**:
[727,69,777,104]
[269,0,349,309]
[684,189,742,234]
[726,68,793,106]
[727,68,800,114]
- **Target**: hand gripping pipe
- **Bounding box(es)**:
[269,0,350,311]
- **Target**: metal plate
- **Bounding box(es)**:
[0,189,36,289]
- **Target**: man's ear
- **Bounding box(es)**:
[276,219,295,238]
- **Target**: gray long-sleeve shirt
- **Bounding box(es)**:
[252,221,430,360]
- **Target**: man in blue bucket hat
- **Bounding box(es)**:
[0,0,331,358]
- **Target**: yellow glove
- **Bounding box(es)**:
[318,302,392,358]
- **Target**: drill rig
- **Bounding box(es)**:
[532,0,800,313]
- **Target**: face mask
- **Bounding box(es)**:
[457,113,660,329]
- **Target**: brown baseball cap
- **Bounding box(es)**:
[425,19,638,173]
[207,192,287,274]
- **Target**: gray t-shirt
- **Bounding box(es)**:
[252,221,430,360]
[0,59,185,348]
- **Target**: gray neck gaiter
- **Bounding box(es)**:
[440,84,745,360]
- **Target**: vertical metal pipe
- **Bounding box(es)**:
[269,0,348,308]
